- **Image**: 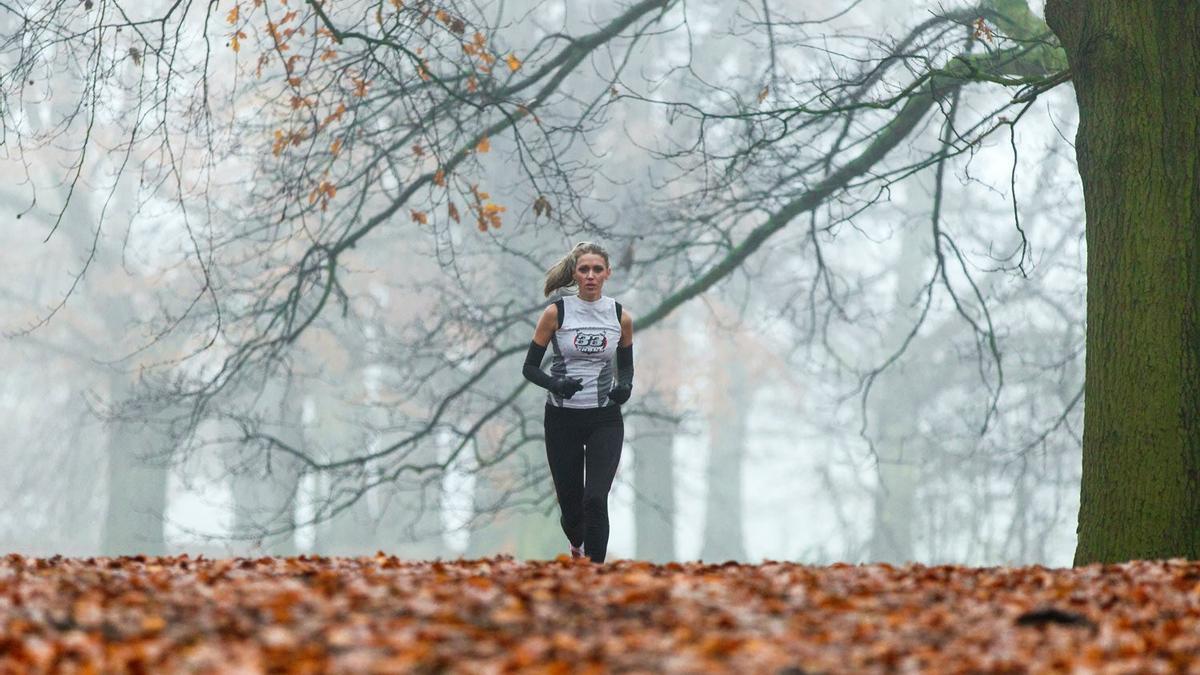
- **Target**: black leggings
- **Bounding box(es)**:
[544,404,624,563]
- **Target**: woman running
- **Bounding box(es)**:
[522,242,634,563]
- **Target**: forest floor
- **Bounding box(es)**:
[1,553,1197,673]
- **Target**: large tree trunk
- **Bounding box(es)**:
[1045,1,1200,564]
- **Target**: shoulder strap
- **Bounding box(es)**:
[615,301,622,323]
[554,298,564,329]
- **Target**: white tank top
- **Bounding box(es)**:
[547,294,623,409]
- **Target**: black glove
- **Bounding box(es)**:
[607,383,631,405]
[607,344,633,404]
[551,376,585,400]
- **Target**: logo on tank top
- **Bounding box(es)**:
[574,332,608,354]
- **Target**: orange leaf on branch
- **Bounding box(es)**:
[308,181,337,210]
[973,17,995,43]
[411,210,428,225]
[322,103,347,127]
[482,202,505,229]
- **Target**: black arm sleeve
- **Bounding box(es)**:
[616,344,633,387]
[522,341,557,390]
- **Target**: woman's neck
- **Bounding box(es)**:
[577,290,602,302]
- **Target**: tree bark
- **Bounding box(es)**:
[1045,1,1200,564]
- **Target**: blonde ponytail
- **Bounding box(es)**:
[542,241,611,297]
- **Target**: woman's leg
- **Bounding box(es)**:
[544,411,586,548]
[582,422,624,562]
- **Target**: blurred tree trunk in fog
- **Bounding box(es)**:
[229,381,304,555]
[867,386,919,563]
[310,389,376,555]
[1004,457,1032,563]
[701,319,750,562]
[82,173,173,555]
[630,306,680,562]
[867,222,928,564]
[633,387,678,562]
[55,415,104,555]
[102,380,170,556]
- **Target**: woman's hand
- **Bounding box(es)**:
[551,376,584,399]
[607,384,631,404]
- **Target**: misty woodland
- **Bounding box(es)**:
[1,0,1197,672]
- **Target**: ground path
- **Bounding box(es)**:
[1,554,1197,673]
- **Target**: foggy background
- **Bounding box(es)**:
[0,0,1082,566]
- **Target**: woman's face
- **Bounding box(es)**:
[573,253,611,297]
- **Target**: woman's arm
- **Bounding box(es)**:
[523,305,582,398]
[609,311,634,404]
[532,304,557,348]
